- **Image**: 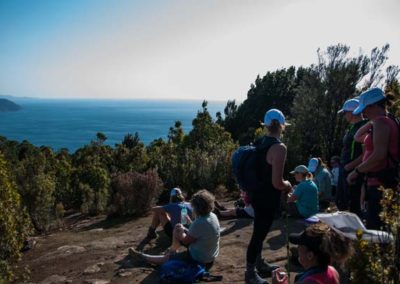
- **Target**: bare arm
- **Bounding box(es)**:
[357,119,390,173]
[267,143,292,191]
[354,121,372,143]
[287,193,298,203]
[344,155,363,171]
[175,224,196,245]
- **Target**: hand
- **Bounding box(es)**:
[284,181,292,192]
[344,163,352,172]
[347,170,358,184]
[272,268,288,284]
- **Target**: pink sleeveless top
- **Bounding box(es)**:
[363,116,399,186]
[304,265,339,284]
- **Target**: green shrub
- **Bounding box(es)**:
[0,152,31,282]
[109,169,162,217]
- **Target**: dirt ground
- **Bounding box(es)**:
[21,201,307,284]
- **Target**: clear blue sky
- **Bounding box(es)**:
[1,0,399,101]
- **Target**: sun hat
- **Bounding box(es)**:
[262,108,290,126]
[337,98,360,114]
[352,87,385,115]
[290,165,310,174]
[307,158,319,173]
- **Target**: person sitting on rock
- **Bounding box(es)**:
[129,189,220,270]
[216,190,254,219]
[145,187,193,241]
[286,165,319,219]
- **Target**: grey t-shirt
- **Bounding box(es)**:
[188,212,220,264]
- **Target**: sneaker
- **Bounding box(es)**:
[256,258,279,276]
[245,270,268,284]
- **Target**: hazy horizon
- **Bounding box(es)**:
[1,0,399,101]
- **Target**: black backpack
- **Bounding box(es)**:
[231,137,280,193]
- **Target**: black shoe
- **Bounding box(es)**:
[256,258,279,276]
[245,270,268,284]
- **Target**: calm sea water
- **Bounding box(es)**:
[0,98,226,152]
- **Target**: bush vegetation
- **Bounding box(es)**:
[0,43,399,281]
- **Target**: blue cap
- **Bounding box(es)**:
[352,88,385,115]
[338,98,359,114]
[262,108,289,126]
[170,188,180,197]
[307,158,319,173]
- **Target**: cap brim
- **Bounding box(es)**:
[352,104,365,115]
[290,170,296,174]
[289,232,303,245]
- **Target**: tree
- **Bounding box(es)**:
[0,152,30,282]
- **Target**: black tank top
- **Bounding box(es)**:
[252,136,282,209]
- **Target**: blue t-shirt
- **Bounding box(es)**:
[162,202,193,227]
[293,180,319,218]
[314,167,333,201]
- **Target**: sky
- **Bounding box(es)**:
[0,0,399,102]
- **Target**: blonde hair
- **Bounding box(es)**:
[190,189,215,216]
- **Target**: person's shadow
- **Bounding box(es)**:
[220,218,253,236]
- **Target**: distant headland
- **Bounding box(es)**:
[0,98,22,112]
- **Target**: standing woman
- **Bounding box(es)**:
[347,87,399,230]
[336,98,366,216]
[245,109,292,284]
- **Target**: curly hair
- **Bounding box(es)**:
[190,189,215,216]
[306,223,353,268]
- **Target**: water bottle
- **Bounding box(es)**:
[181,207,188,225]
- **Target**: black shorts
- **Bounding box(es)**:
[170,250,214,271]
[163,221,173,239]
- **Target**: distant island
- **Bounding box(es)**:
[0,98,22,112]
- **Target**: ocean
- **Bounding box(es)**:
[0,98,227,152]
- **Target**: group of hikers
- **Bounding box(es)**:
[128,87,398,284]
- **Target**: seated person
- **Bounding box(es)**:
[145,187,192,240]
[217,190,254,219]
[129,189,220,270]
[308,157,333,210]
[287,165,319,218]
[272,223,353,284]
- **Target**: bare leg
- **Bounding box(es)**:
[151,207,170,229]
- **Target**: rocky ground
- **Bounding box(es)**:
[21,201,307,284]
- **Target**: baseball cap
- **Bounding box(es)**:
[170,187,181,197]
[352,87,385,115]
[337,98,359,114]
[307,158,319,173]
[262,108,290,126]
[289,223,329,253]
[290,165,309,174]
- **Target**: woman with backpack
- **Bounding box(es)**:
[347,87,399,230]
[307,158,333,210]
[245,109,292,284]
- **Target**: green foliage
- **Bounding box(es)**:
[0,152,30,282]
[348,187,400,283]
[113,133,148,173]
[74,164,110,215]
[221,67,298,144]
[109,169,162,216]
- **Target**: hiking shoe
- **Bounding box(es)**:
[128,247,144,259]
[256,258,279,276]
[245,270,268,284]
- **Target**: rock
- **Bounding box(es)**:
[89,228,104,233]
[117,269,133,277]
[84,262,105,274]
[84,280,110,284]
[57,245,86,255]
[86,237,125,250]
[39,274,67,284]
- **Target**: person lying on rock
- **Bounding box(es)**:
[129,189,220,271]
[215,190,254,219]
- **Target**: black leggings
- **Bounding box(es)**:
[246,199,276,264]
